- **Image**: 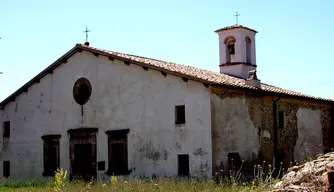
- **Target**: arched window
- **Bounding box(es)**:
[224,36,236,63]
[245,36,252,63]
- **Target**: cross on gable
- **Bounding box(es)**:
[83,26,91,42]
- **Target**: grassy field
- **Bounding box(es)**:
[0,169,275,192]
[0,179,271,192]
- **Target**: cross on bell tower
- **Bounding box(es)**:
[234,12,240,24]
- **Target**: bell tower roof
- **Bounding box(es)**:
[215,24,258,33]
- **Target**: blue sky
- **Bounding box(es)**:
[0,0,334,101]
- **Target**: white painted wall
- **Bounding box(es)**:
[294,107,323,163]
[0,51,212,180]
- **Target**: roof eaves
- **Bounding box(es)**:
[210,80,334,103]
[215,25,258,33]
[80,45,333,103]
[78,45,214,85]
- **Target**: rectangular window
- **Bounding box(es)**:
[175,105,186,124]
[178,154,189,176]
[278,111,284,129]
[41,135,61,176]
[106,129,130,176]
[3,121,10,138]
[3,161,10,178]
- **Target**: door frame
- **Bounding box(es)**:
[68,128,98,181]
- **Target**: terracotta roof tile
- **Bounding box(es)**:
[0,43,332,108]
[215,24,258,33]
[81,44,332,102]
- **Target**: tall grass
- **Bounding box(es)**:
[212,158,283,191]
[0,165,279,192]
[0,177,268,192]
[0,157,289,192]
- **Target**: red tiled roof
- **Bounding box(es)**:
[83,44,331,101]
[215,24,258,33]
[0,43,332,108]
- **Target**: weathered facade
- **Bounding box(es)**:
[210,86,332,176]
[0,24,332,181]
[0,50,212,180]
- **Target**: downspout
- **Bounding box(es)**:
[273,96,281,170]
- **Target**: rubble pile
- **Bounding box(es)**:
[273,152,334,192]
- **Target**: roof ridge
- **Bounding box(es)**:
[82,44,245,81]
[80,44,332,102]
[0,43,331,109]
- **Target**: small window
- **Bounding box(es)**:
[175,105,185,124]
[3,161,10,178]
[41,135,61,176]
[178,154,189,176]
[3,121,10,138]
[278,111,284,129]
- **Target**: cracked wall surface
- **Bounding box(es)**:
[210,86,332,173]
[0,51,212,180]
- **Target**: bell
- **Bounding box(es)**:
[229,44,235,55]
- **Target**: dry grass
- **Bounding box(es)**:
[0,164,279,192]
[0,178,270,192]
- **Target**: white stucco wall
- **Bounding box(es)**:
[294,107,323,163]
[0,50,212,180]
[210,94,260,170]
[219,64,256,80]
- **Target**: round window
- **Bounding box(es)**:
[73,78,92,105]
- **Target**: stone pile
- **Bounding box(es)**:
[272,152,334,192]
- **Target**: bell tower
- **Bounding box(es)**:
[215,24,258,79]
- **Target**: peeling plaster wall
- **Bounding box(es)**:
[0,51,212,180]
[276,102,331,167]
[294,108,323,163]
[210,92,260,172]
[211,86,333,173]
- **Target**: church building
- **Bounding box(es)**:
[0,24,332,181]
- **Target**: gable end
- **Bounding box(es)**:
[0,44,213,109]
[0,45,80,109]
